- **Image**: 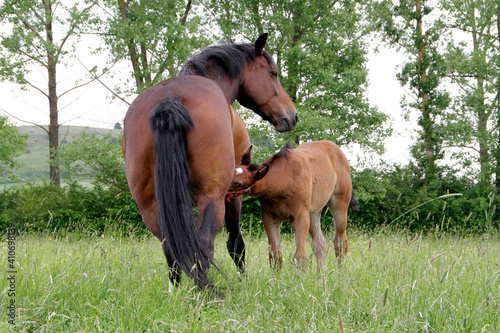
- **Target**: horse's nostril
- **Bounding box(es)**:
[295,113,298,123]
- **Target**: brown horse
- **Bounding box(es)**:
[178,33,296,273]
[227,141,359,271]
[122,34,296,291]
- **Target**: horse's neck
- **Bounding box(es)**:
[216,79,240,104]
[199,66,240,104]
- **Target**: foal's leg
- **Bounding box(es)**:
[291,212,310,269]
[262,210,283,269]
[327,194,349,265]
[309,210,327,271]
[224,196,246,273]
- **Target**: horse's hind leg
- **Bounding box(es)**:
[309,210,327,271]
[197,196,226,271]
[327,194,349,265]
[225,196,246,273]
[136,201,182,286]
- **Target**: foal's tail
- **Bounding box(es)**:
[149,97,212,289]
[349,190,360,211]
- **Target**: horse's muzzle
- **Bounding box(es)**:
[275,112,298,132]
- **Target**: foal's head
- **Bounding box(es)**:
[230,143,292,192]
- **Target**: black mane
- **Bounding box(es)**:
[178,43,275,80]
[262,142,293,168]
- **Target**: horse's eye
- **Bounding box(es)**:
[270,70,278,77]
[234,182,243,188]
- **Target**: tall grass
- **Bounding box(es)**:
[1,229,499,332]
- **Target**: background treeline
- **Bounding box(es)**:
[0,0,499,234]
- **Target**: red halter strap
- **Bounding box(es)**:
[225,184,255,202]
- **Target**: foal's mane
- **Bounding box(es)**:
[178,43,275,80]
[256,142,293,170]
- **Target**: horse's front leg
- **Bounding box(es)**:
[262,209,283,269]
[291,211,310,270]
[224,196,246,273]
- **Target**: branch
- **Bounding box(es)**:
[0,108,49,134]
[442,144,480,154]
[180,0,192,25]
[27,82,49,98]
[57,61,112,100]
[56,0,99,60]
[14,12,44,41]
[444,24,500,42]
[76,59,131,106]
[15,47,48,68]
[29,5,45,25]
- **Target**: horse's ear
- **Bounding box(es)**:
[230,38,236,44]
[255,33,268,56]
[241,145,252,165]
[254,163,269,182]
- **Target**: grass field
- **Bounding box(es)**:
[1,229,499,332]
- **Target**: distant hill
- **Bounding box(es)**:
[1,125,122,184]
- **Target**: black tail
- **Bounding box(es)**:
[349,190,360,211]
[149,97,212,289]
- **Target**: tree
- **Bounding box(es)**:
[0,0,99,186]
[205,0,390,154]
[441,0,500,188]
[101,0,209,94]
[58,130,127,191]
[0,114,27,180]
[372,0,450,185]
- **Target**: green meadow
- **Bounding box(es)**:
[1,229,499,332]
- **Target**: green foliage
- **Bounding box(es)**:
[0,181,143,234]
[207,0,390,153]
[0,115,27,180]
[370,0,451,183]
[0,0,99,85]
[57,130,127,191]
[348,164,499,233]
[100,0,209,94]
[440,0,500,186]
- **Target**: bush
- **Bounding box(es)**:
[0,181,144,234]
[348,164,499,234]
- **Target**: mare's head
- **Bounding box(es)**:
[230,143,292,192]
[179,33,298,132]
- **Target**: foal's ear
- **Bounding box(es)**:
[255,33,268,56]
[241,145,252,165]
[254,164,269,182]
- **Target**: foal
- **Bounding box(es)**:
[228,140,359,270]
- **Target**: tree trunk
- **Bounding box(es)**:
[495,4,500,189]
[471,8,489,185]
[118,0,143,91]
[415,0,434,184]
[44,0,60,186]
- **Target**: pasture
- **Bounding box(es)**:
[2,228,499,332]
